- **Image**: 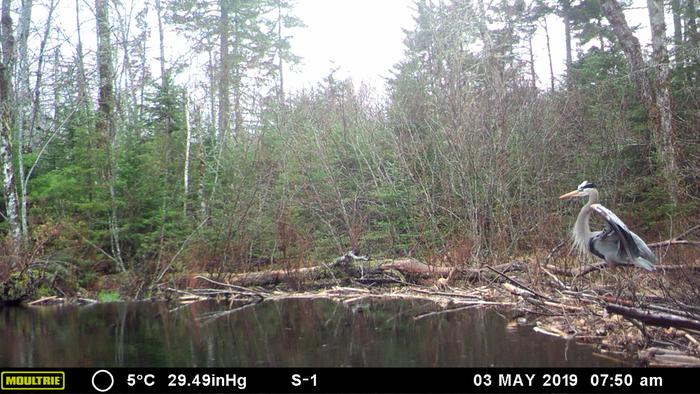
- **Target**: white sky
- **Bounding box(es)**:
[43,0,655,99]
[284,0,653,95]
[284,0,416,93]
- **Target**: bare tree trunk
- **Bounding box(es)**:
[601,0,655,108]
[196,107,207,219]
[14,0,31,242]
[0,0,20,256]
[183,90,191,216]
[543,17,555,92]
[75,0,87,105]
[602,0,680,204]
[277,1,284,103]
[96,0,125,272]
[647,0,680,204]
[28,0,55,142]
[155,0,167,86]
[671,0,683,67]
[96,0,114,142]
[528,34,537,89]
[686,0,699,81]
[218,0,231,144]
[207,45,216,131]
[562,0,573,73]
[688,0,698,43]
[113,1,137,128]
[232,1,243,138]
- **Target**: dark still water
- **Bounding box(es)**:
[0,299,619,367]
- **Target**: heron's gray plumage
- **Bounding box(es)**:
[562,181,656,271]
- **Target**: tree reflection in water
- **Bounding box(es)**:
[0,299,622,367]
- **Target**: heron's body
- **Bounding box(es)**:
[561,181,656,271]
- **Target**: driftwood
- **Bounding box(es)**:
[606,303,700,331]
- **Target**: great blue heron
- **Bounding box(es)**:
[559,181,657,271]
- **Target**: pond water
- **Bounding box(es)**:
[0,299,621,367]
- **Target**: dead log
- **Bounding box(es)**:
[378,258,448,276]
[224,266,330,287]
[378,259,526,282]
[207,254,526,288]
[220,251,372,287]
[606,303,700,331]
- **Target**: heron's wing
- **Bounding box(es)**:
[629,231,658,263]
[590,204,640,261]
[587,231,608,260]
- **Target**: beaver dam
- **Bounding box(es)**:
[25,236,700,368]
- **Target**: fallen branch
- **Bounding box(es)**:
[193,275,268,297]
[606,303,700,331]
[639,347,700,366]
[648,224,700,248]
[378,259,526,281]
[27,296,58,306]
[544,240,566,264]
[648,240,700,248]
[486,266,554,302]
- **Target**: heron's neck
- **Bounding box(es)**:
[573,190,598,255]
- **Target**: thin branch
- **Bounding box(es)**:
[648,224,700,248]
[155,217,209,283]
[24,105,80,188]
[193,275,267,297]
[485,265,555,302]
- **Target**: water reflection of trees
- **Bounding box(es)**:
[0,300,617,367]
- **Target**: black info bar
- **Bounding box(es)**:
[0,367,692,393]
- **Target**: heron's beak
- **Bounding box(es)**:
[559,190,580,200]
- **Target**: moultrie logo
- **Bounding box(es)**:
[1,371,65,391]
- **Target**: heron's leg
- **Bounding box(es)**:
[601,260,624,301]
[614,265,639,302]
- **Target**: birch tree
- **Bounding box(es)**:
[14,0,30,242]
[0,0,20,255]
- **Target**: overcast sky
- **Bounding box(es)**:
[283,0,653,96]
[48,0,654,100]
[284,0,416,93]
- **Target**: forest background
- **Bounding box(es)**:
[0,0,698,300]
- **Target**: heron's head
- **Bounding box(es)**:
[559,180,597,199]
